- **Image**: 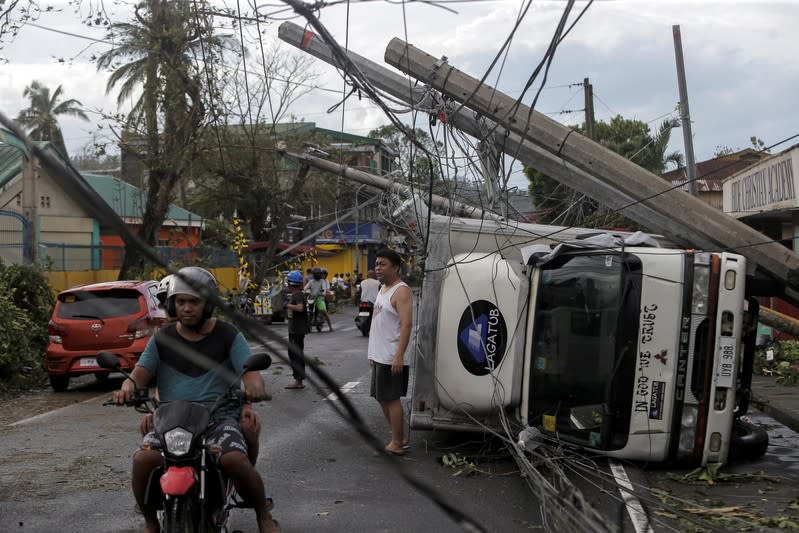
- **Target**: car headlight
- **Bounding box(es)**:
[164,427,193,456]
[677,405,699,459]
[692,255,711,315]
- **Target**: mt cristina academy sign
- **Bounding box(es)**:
[724,147,799,218]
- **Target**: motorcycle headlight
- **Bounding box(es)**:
[164,427,193,456]
[677,405,699,459]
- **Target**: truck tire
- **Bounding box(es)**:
[49,375,69,392]
[729,419,769,461]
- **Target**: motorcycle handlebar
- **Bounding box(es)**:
[102,387,157,412]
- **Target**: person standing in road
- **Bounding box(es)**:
[285,270,308,390]
[367,248,413,455]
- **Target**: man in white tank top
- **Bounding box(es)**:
[367,248,413,455]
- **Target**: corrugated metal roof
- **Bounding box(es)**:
[661,148,767,187]
[662,178,723,193]
[0,143,23,188]
[82,173,200,222]
[0,128,200,224]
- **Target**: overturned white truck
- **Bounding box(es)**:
[411,216,765,466]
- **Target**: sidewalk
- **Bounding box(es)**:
[751,375,799,432]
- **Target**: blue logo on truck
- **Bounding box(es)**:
[457,300,508,376]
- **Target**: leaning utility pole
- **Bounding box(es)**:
[281,151,505,222]
[673,24,699,196]
[383,38,799,295]
[278,22,701,250]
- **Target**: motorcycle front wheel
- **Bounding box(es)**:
[163,496,199,533]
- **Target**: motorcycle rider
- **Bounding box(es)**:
[147,273,262,463]
[112,266,279,533]
[355,270,380,335]
[359,270,380,307]
[303,266,333,332]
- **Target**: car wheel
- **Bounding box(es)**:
[49,375,70,392]
[729,419,769,461]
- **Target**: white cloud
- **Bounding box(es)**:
[0,0,796,188]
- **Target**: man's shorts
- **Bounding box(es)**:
[370,362,410,401]
[141,417,248,461]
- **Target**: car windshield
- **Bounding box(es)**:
[57,289,143,319]
[528,252,642,450]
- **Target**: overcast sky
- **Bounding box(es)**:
[1,0,796,189]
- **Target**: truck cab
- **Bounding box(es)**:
[412,235,757,466]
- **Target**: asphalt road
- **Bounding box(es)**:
[1,305,797,532]
[0,308,539,533]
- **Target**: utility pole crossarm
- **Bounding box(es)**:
[383,38,799,291]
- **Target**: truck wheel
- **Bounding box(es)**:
[729,419,769,461]
[49,375,69,392]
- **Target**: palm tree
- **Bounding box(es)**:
[95,0,225,126]
[651,119,684,173]
[16,81,88,157]
[94,0,222,277]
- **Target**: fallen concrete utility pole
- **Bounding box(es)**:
[383,38,799,294]
[759,306,799,338]
[277,22,703,249]
[281,151,505,222]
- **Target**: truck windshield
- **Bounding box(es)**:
[529,251,642,450]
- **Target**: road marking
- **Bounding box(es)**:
[9,392,108,427]
[609,459,653,533]
[326,381,359,401]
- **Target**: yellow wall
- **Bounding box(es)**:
[43,245,374,294]
[46,267,241,294]
[314,246,369,277]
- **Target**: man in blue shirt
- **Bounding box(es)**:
[113,267,278,533]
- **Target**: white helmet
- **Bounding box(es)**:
[156,274,174,306]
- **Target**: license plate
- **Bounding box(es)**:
[716,336,736,388]
[79,357,97,367]
[358,312,371,317]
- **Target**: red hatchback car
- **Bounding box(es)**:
[45,280,166,391]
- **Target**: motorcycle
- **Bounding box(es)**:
[98,351,272,533]
[306,292,325,332]
[354,300,374,336]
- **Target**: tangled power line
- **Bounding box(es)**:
[5,0,799,530]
